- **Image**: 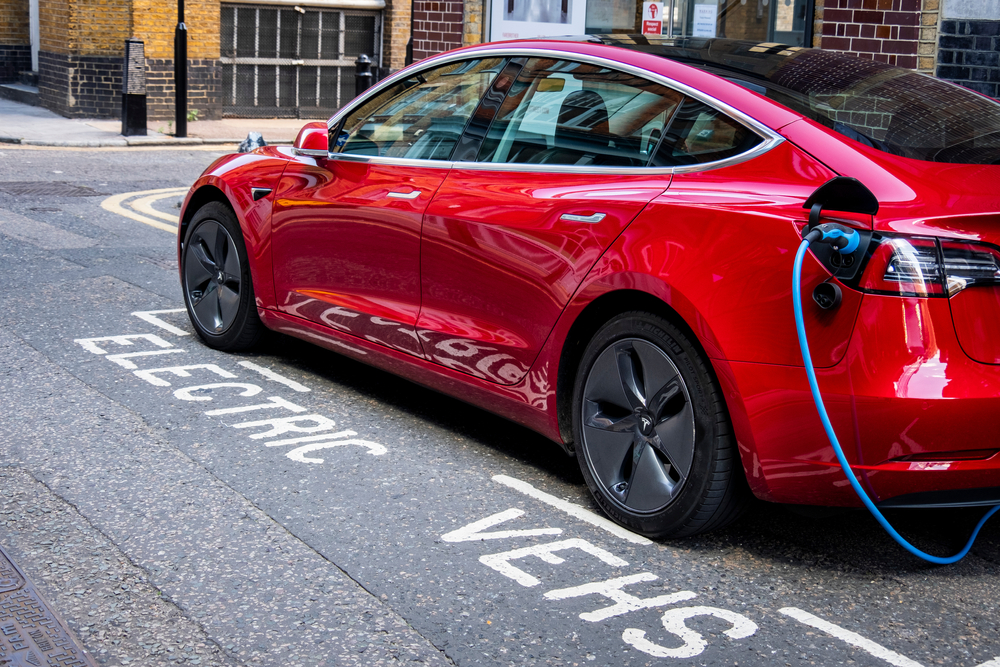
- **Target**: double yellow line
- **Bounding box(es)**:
[100,186,188,234]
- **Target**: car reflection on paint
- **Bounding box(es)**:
[177,36,1000,539]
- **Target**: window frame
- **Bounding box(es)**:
[324,47,784,175]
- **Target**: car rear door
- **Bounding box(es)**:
[417,57,679,384]
[269,57,506,357]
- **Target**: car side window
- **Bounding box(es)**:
[335,58,505,161]
[649,97,763,167]
[476,58,684,167]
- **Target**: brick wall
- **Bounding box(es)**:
[412,0,464,62]
[38,0,70,55]
[917,0,939,73]
[820,0,920,68]
[132,0,220,60]
[145,58,222,121]
[463,0,483,47]
[38,51,121,117]
[0,44,31,83]
[0,0,29,45]
[937,19,1000,98]
[383,0,412,71]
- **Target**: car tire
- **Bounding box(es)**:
[181,201,266,351]
[572,311,747,538]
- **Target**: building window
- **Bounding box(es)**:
[221,4,382,118]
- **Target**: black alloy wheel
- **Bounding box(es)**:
[573,312,748,538]
[182,202,265,351]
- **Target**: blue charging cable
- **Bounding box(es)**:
[793,229,1000,564]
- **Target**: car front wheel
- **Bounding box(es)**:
[181,201,265,351]
[572,311,747,538]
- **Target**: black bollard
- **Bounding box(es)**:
[355,54,373,98]
[174,0,188,138]
[121,38,147,137]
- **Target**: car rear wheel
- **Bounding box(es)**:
[572,312,747,538]
[181,201,265,351]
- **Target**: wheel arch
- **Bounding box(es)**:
[180,184,231,250]
[556,287,719,448]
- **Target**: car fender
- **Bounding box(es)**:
[540,230,766,498]
[178,147,293,311]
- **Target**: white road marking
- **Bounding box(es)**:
[286,438,387,462]
[623,606,758,659]
[441,509,562,543]
[106,349,185,369]
[492,475,653,546]
[101,187,187,234]
[233,414,338,439]
[132,309,190,336]
[173,383,263,401]
[779,607,924,667]
[479,538,628,588]
[75,333,173,355]
[134,363,236,387]
[544,573,697,622]
[205,396,307,416]
[237,361,311,392]
[975,659,1000,667]
[264,431,357,446]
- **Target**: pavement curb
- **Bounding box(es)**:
[2,136,291,147]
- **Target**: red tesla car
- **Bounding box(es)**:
[178,36,1000,538]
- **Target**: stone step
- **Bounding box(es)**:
[0,83,40,107]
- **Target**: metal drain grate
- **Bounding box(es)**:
[0,544,95,666]
[0,182,106,197]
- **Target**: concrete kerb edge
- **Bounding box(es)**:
[3,137,292,147]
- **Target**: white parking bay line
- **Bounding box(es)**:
[132,309,190,336]
[237,360,311,393]
[779,607,924,667]
[492,475,653,546]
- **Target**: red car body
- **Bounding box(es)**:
[179,37,1000,516]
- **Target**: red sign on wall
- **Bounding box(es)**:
[641,2,663,35]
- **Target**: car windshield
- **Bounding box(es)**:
[593,36,1000,165]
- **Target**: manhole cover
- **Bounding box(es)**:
[0,182,106,197]
[0,545,95,666]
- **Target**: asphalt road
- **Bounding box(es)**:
[0,144,998,667]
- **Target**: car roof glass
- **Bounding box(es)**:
[589,35,1000,165]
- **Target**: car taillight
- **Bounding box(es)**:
[939,240,1000,296]
[854,235,1000,298]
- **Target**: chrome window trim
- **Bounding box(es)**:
[326,46,785,175]
[330,154,455,169]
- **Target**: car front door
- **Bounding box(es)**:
[417,57,681,383]
[270,57,506,357]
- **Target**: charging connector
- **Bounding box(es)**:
[793,236,1000,564]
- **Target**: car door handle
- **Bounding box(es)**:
[387,190,420,200]
[560,212,607,224]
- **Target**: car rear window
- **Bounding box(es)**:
[596,37,1000,165]
[714,51,1000,164]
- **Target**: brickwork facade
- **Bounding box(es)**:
[917,0,939,73]
[412,0,464,62]
[0,0,29,46]
[819,0,921,69]
[37,51,121,117]
[132,0,220,60]
[0,0,30,82]
[383,0,412,71]
[937,19,1000,98]
[462,0,483,47]
[145,58,222,121]
[0,44,31,83]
